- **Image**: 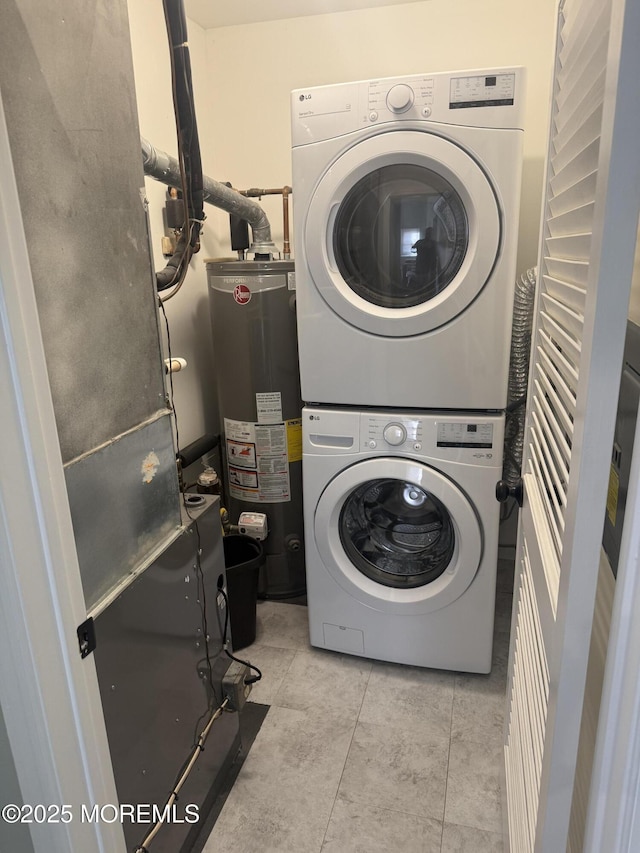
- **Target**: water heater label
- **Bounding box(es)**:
[225,418,291,503]
[256,392,283,423]
[286,418,303,463]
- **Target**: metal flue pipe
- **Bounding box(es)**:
[141,137,276,256]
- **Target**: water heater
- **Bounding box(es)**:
[207,259,305,598]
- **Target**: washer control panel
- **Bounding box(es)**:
[303,408,504,466]
[359,412,498,461]
[363,415,423,451]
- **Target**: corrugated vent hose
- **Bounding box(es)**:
[503,267,537,485]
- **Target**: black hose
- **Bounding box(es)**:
[155,0,204,292]
[178,433,220,469]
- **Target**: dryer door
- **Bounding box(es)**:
[305,130,500,337]
[314,457,482,615]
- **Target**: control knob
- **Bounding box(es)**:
[386,84,414,113]
[383,423,407,446]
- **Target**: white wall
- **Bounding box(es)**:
[127,0,559,447]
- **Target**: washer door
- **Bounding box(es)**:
[314,457,483,615]
[305,130,500,337]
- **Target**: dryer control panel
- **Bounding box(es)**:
[291,67,525,146]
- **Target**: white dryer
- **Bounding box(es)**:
[291,68,525,410]
[303,406,504,673]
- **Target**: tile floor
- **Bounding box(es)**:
[203,559,514,853]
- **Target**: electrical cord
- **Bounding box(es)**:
[133,698,230,853]
[216,585,262,686]
[161,297,262,694]
[138,301,226,853]
[191,515,221,705]
[500,496,519,524]
[161,277,223,710]
[158,298,179,451]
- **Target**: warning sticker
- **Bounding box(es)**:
[287,418,302,462]
[256,423,287,454]
[224,418,290,503]
[256,391,283,423]
[227,439,256,469]
[228,467,259,491]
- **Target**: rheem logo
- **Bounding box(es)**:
[233,284,251,305]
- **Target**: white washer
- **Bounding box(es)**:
[303,406,505,673]
[292,68,525,410]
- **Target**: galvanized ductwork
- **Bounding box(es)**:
[141,137,276,256]
[0,0,182,613]
[504,267,537,485]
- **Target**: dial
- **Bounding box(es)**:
[383,423,407,446]
[386,84,414,113]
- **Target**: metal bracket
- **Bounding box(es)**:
[77,617,96,659]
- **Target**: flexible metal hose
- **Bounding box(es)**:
[504,267,537,484]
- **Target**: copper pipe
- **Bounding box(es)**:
[237,186,293,260]
[282,187,291,259]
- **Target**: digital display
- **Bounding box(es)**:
[437,422,493,448]
[449,73,516,109]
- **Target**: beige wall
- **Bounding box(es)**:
[127,0,559,444]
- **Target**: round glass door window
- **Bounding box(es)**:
[339,478,456,588]
[333,164,469,309]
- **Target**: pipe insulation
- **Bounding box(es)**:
[141,137,275,256]
[504,267,537,485]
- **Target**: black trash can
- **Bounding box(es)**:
[223,534,264,651]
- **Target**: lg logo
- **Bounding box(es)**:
[299,94,312,101]
[309,414,320,421]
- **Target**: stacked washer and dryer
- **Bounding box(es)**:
[291,68,525,673]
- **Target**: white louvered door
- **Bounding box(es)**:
[503,0,640,849]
